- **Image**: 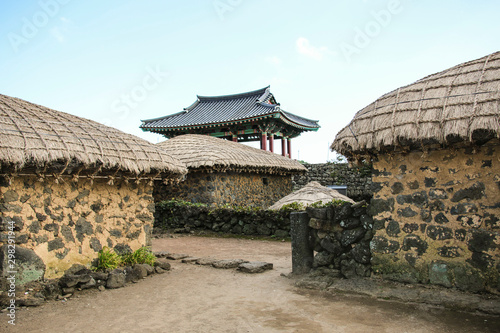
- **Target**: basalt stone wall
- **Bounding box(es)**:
[154,201,291,238]
[369,143,500,293]
[304,202,374,278]
[0,175,155,286]
[293,163,372,202]
[155,171,294,208]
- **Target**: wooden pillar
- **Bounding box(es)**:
[232,134,238,142]
[287,138,292,159]
[281,138,286,157]
[268,134,274,153]
[260,132,267,151]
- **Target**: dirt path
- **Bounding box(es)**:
[2,235,499,332]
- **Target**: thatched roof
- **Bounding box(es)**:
[332,51,500,159]
[0,94,187,179]
[156,134,307,175]
[269,181,355,210]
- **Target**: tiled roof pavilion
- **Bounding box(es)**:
[140,86,320,158]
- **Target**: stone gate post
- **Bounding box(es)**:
[290,211,313,274]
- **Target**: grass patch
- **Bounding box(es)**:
[94,247,122,271]
[93,246,156,271]
[121,247,156,266]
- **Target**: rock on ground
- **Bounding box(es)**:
[212,259,248,269]
[237,262,273,273]
[167,253,190,260]
[181,257,200,264]
[196,258,218,266]
[154,258,171,270]
[106,272,126,289]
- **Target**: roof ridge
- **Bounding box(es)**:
[196,86,270,101]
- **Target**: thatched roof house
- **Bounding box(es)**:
[0,94,187,285]
[333,51,500,161]
[331,52,500,293]
[269,181,355,210]
[155,134,307,207]
[0,94,186,179]
[156,134,307,174]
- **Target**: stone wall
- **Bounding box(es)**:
[155,171,294,208]
[290,202,373,278]
[0,175,155,286]
[293,163,372,202]
[154,200,291,238]
[369,143,499,293]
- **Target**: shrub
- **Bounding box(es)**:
[309,201,325,208]
[121,247,156,266]
[94,246,156,271]
[280,202,305,211]
[95,247,122,271]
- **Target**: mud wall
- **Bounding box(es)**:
[0,175,155,285]
[369,143,499,292]
[155,171,294,208]
[293,163,372,202]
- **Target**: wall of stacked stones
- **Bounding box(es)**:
[369,144,499,293]
[303,202,374,278]
[0,175,155,287]
[155,171,294,208]
[154,201,291,239]
[293,163,372,202]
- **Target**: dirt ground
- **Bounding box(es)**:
[2,235,499,333]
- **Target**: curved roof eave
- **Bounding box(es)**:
[140,109,187,124]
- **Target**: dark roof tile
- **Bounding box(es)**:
[141,86,319,130]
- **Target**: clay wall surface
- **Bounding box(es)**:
[0,176,155,284]
[155,171,293,208]
[369,143,499,292]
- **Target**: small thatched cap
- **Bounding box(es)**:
[332,51,500,159]
[269,181,355,210]
[156,134,307,175]
[0,94,187,178]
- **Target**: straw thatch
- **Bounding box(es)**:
[269,181,355,210]
[156,134,307,175]
[0,94,187,179]
[332,51,500,159]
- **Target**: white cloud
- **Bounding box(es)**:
[296,37,333,61]
[266,56,282,65]
[50,17,72,43]
[50,27,65,42]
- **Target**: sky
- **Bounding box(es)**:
[1,0,499,163]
